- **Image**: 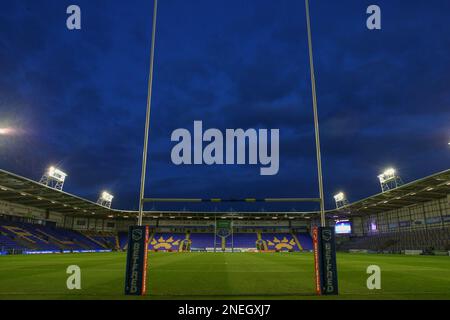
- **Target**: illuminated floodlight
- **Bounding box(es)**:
[39,166,67,191]
[333,192,345,202]
[97,191,114,208]
[0,127,14,135]
[377,168,396,183]
[101,191,114,202]
[334,192,349,209]
[377,168,403,192]
[47,166,67,183]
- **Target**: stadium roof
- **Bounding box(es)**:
[332,168,450,217]
[0,168,449,220]
[0,169,118,217]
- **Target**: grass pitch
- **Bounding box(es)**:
[0,252,449,300]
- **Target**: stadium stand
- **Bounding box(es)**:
[296,233,313,250]
[0,167,448,256]
[189,233,214,250]
[0,218,111,253]
[0,232,24,251]
[149,233,185,251]
[82,231,118,250]
[260,233,303,251]
[337,227,450,253]
[232,233,257,249]
[118,231,128,250]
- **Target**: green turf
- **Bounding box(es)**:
[0,252,449,300]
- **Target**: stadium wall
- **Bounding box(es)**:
[0,200,116,232]
[64,216,116,232]
[352,197,449,235]
[0,199,64,226]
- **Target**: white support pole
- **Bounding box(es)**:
[138,0,158,226]
[305,0,326,227]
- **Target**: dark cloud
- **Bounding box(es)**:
[0,0,449,211]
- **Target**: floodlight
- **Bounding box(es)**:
[39,166,67,190]
[97,191,114,208]
[334,192,348,209]
[333,192,345,202]
[377,168,396,183]
[47,166,67,183]
[0,127,13,135]
[377,167,403,192]
[100,191,114,202]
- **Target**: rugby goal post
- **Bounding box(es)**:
[125,0,338,296]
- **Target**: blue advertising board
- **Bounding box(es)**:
[124,225,149,296]
[313,226,339,295]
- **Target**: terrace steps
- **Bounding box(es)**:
[34,229,69,250]
[83,234,108,249]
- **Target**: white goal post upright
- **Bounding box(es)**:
[305,0,326,227]
[138,0,158,226]
[137,0,326,228]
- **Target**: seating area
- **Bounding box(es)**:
[188,233,214,249]
[0,233,24,252]
[296,233,313,251]
[118,231,128,250]
[0,219,111,253]
[260,233,303,251]
[338,227,450,252]
[232,233,257,249]
[149,233,185,251]
[82,231,118,250]
[1,218,313,254]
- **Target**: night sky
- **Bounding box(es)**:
[0,1,449,212]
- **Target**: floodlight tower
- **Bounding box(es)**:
[333,192,348,209]
[97,191,114,208]
[39,166,67,191]
[377,168,403,192]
